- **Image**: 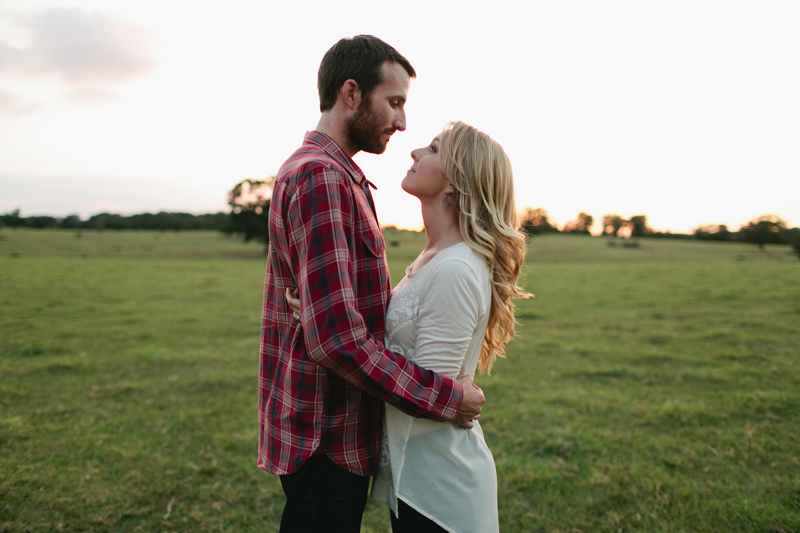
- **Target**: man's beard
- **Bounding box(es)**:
[345,97,392,155]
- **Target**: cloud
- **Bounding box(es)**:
[0,84,41,115]
[63,86,120,105]
[0,7,156,111]
[0,85,18,107]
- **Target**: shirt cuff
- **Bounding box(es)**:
[437,376,464,421]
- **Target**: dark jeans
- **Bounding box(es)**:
[278,454,370,533]
[390,498,447,533]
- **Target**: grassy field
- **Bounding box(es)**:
[1,229,798,532]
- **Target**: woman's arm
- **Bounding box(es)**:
[412,258,487,379]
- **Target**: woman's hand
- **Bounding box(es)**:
[285,288,302,323]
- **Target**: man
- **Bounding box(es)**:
[259,35,485,532]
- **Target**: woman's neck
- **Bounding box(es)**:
[420,199,463,254]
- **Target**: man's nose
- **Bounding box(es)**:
[394,110,406,132]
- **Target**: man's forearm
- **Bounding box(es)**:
[305,331,464,421]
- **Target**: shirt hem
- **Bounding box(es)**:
[395,493,457,533]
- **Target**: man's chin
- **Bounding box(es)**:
[361,142,388,155]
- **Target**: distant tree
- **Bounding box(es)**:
[693,224,732,241]
[25,216,59,229]
[626,215,653,237]
[85,213,128,230]
[739,215,787,251]
[123,211,226,231]
[601,214,625,236]
[794,233,800,260]
[60,215,82,229]
[563,212,594,234]
[195,212,229,230]
[223,177,274,253]
[0,209,25,228]
[0,210,60,228]
[714,224,732,241]
[520,207,558,236]
[783,227,799,249]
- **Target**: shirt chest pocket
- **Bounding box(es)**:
[355,193,385,259]
[355,212,388,305]
[362,225,385,258]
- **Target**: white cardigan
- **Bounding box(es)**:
[371,243,499,533]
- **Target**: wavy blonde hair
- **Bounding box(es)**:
[440,121,532,374]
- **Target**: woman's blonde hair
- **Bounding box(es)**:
[439,121,531,374]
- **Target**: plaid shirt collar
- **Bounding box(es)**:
[304,130,378,191]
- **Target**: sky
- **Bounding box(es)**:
[1,0,798,234]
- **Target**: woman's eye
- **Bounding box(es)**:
[428,145,437,153]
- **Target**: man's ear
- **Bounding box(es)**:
[340,79,361,111]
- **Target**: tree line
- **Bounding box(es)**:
[520,208,800,255]
[0,178,274,252]
[520,208,662,238]
[3,179,798,259]
[0,209,230,231]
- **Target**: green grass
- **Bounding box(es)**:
[1,229,799,532]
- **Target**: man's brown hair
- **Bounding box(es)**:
[317,35,415,112]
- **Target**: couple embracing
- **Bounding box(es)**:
[258,35,530,532]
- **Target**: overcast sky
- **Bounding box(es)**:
[1,0,797,233]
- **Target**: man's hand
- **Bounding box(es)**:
[455,375,485,429]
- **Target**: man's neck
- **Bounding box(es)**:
[316,113,357,158]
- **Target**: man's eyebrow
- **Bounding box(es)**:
[387,94,406,103]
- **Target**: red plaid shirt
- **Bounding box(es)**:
[258,131,464,476]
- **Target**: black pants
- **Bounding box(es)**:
[278,455,370,533]
[390,498,447,533]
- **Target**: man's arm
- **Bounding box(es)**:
[285,287,484,428]
[287,168,479,423]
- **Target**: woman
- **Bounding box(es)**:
[290,121,529,532]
